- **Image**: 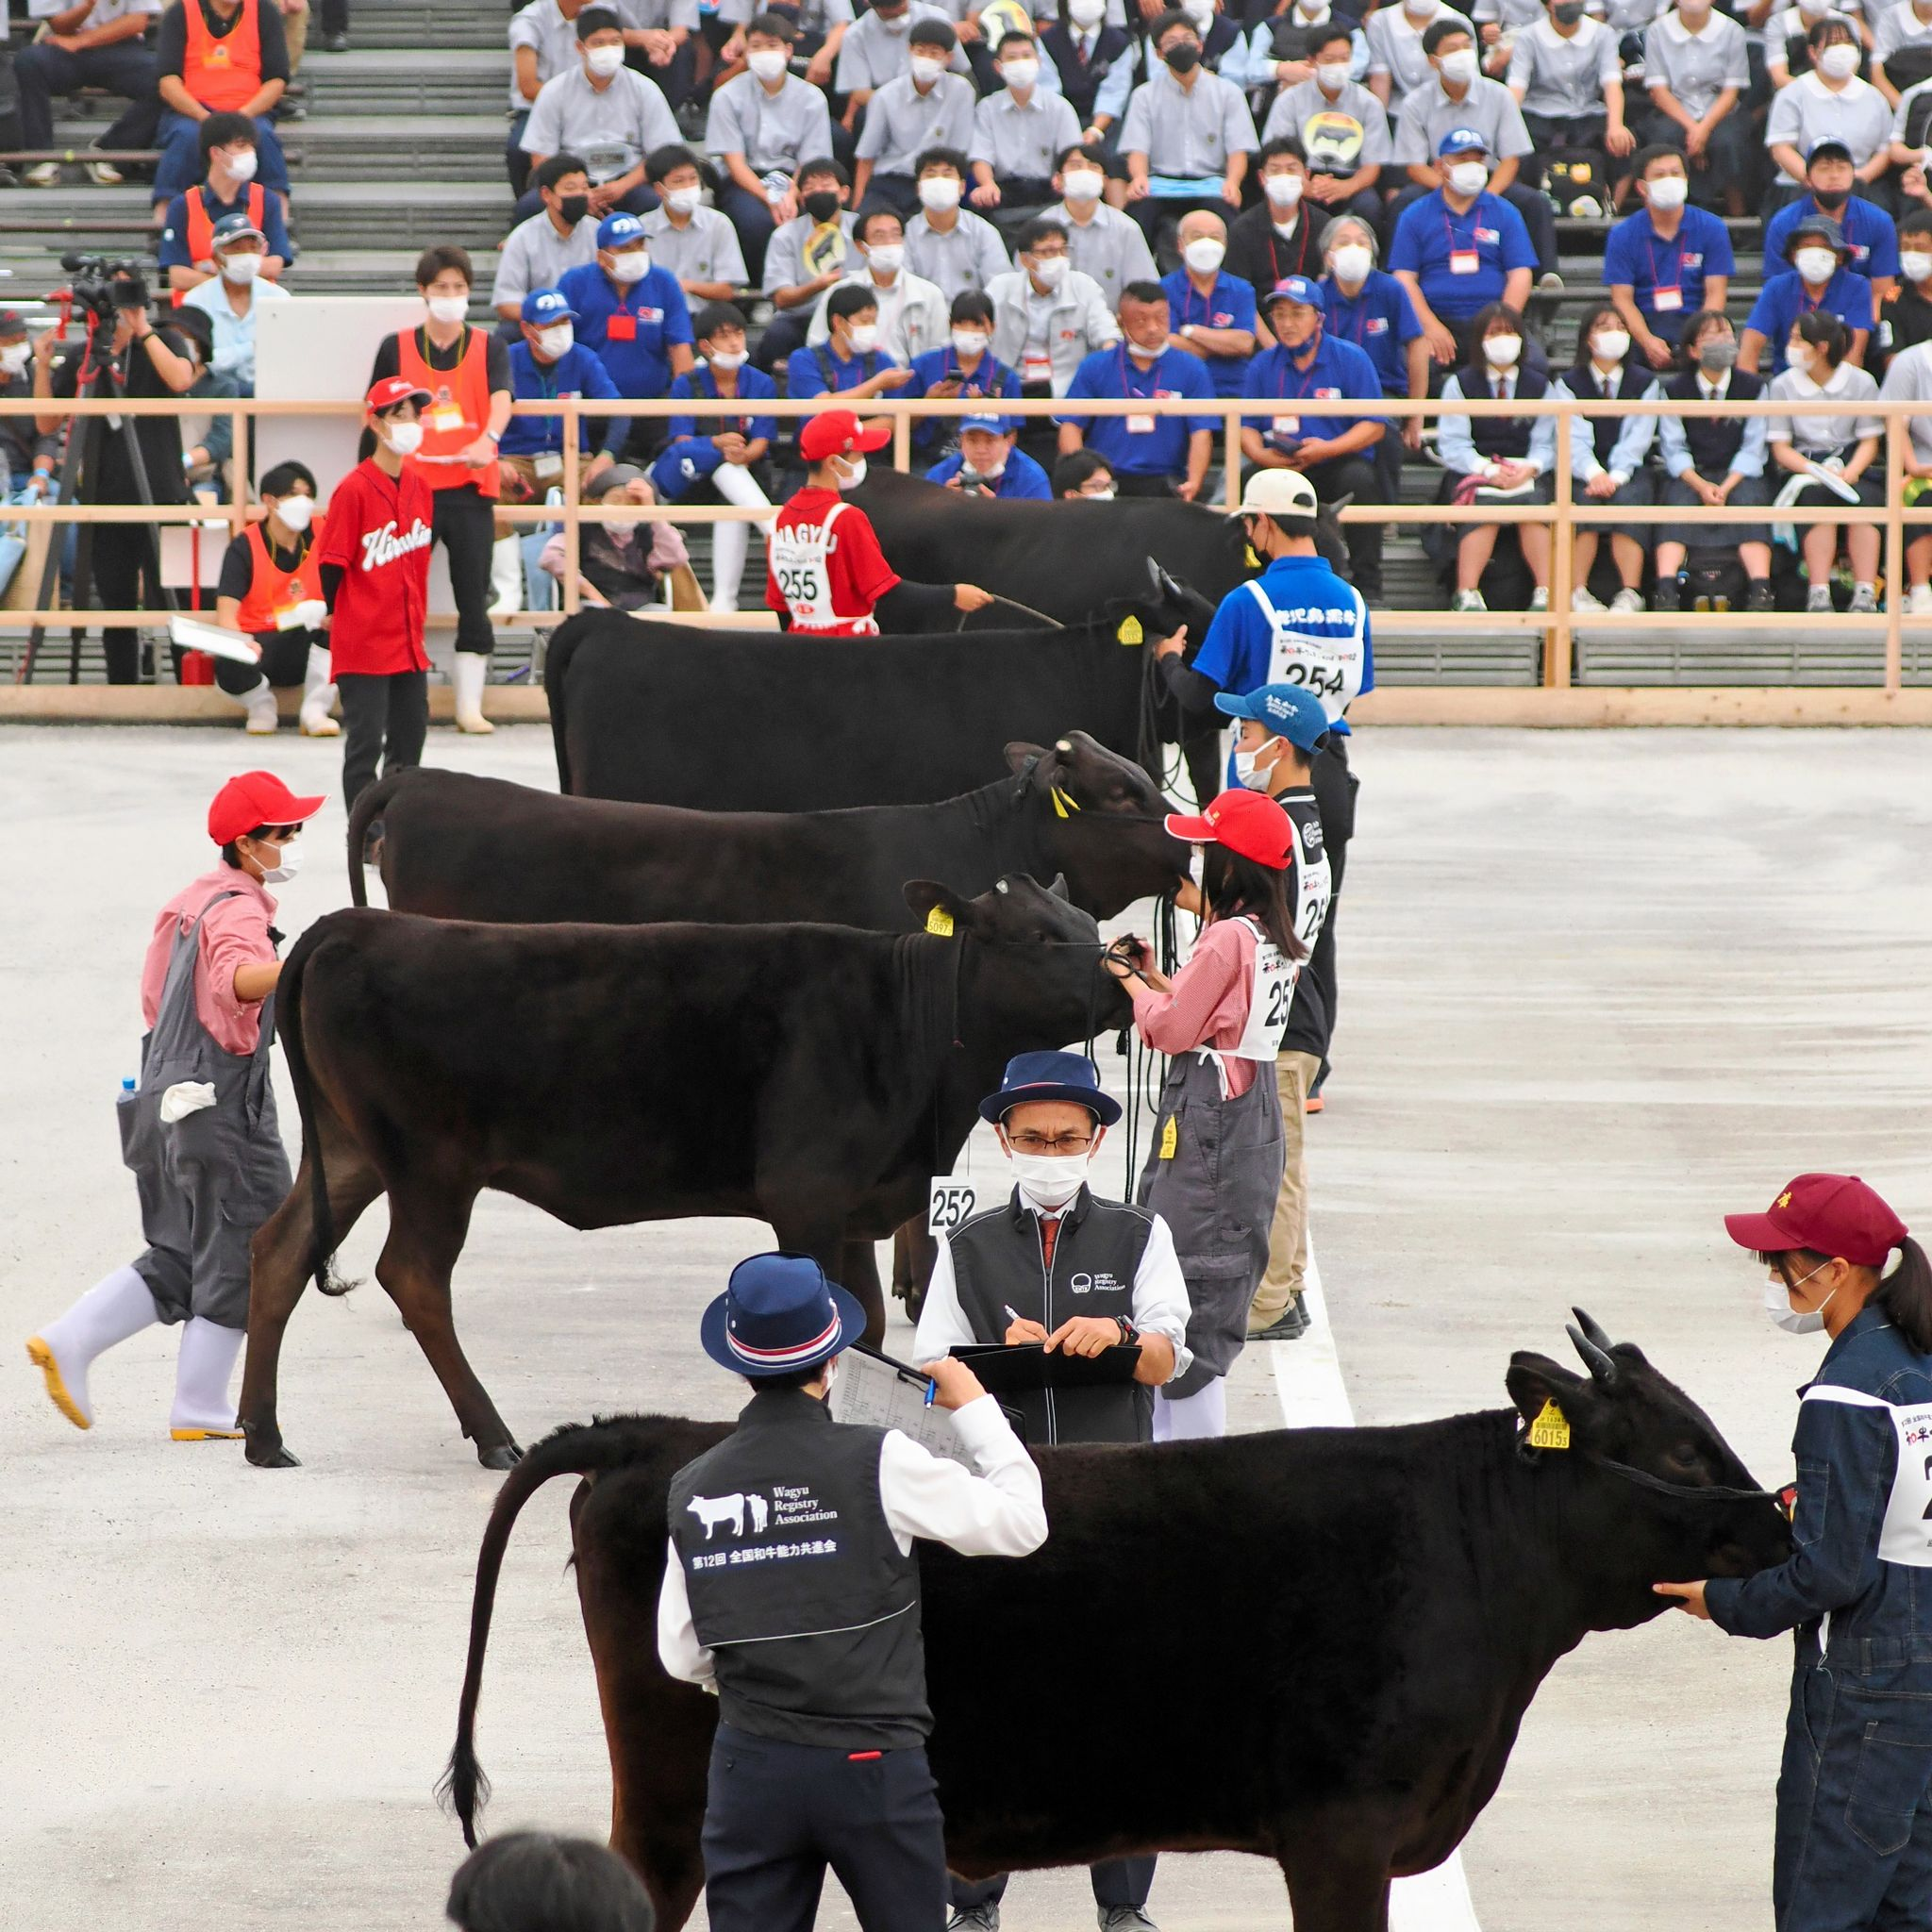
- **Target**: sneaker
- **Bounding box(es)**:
[1652,577,1682,613]
[23,161,60,188]
[1098,1912,1160,1932]
[1850,584,1878,614]
[1451,588,1487,613]
[1806,585,1833,613]
[1746,580,1775,613]
[1907,584,1932,616]
[86,145,124,186]
[1529,586,1549,612]
[947,1911,1000,1932]
[1571,585,1606,613]
[1247,1299,1309,1343]
[1609,586,1643,613]
[321,28,349,48]
[1305,1092,1324,1115]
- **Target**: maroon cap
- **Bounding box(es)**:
[799,408,891,463]
[1724,1173,1908,1268]
[366,375,430,413]
[208,771,326,845]
[1164,788,1294,870]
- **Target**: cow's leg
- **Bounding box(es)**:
[240,1139,383,1470]
[774,1214,885,1346]
[373,1186,520,1467]
[890,1219,935,1323]
[1280,1845,1391,1932]
[839,1237,888,1341]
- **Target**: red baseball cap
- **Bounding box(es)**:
[208,770,327,846]
[366,375,431,413]
[1163,789,1294,870]
[1724,1173,1909,1268]
[799,408,892,463]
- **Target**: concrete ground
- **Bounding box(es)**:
[3,723,1929,1931]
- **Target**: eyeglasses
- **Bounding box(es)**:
[1007,1131,1096,1155]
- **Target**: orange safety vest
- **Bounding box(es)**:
[186,182,267,267]
[394,326,500,500]
[182,0,265,114]
[234,519,324,634]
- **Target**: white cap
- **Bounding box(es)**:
[1235,469,1319,522]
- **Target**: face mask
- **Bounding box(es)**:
[1003,57,1040,88]
[835,454,867,490]
[1404,0,1434,15]
[1084,485,1115,499]
[610,249,651,283]
[254,839,302,885]
[1069,0,1106,23]
[747,46,789,80]
[0,342,31,376]
[1234,737,1281,790]
[918,175,963,211]
[909,53,945,83]
[1448,160,1489,197]
[1183,237,1225,275]
[1062,168,1104,202]
[1483,332,1522,367]
[558,192,591,224]
[224,148,258,182]
[1763,1261,1835,1336]
[876,7,908,27]
[426,293,469,324]
[1788,341,1817,374]
[1008,1147,1091,1210]
[585,42,625,75]
[1591,328,1629,364]
[1316,60,1351,91]
[867,242,905,273]
[1696,335,1739,372]
[1439,47,1478,84]
[601,516,638,541]
[221,251,262,284]
[708,347,748,370]
[1677,0,1709,13]
[1263,172,1305,208]
[384,417,425,456]
[1819,42,1859,79]
[1553,0,1584,21]
[271,492,315,532]
[1904,250,1932,284]
[1794,246,1836,286]
[804,190,841,224]
[847,322,880,352]
[951,327,990,356]
[1163,41,1202,72]
[1127,336,1163,361]
[536,324,574,358]
[1330,242,1372,283]
[1030,253,1068,287]
[665,186,703,215]
[1813,183,1850,212]
[963,454,1008,481]
[1645,174,1688,211]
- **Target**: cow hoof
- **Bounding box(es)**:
[478,1441,523,1471]
[245,1441,302,1469]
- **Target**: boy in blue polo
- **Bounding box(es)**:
[1740,213,1876,377]
[500,286,625,500]
[558,212,694,463]
[924,414,1052,498]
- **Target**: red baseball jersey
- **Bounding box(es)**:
[315,457,434,675]
[764,487,900,636]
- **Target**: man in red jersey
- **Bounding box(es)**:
[315,375,437,806]
[765,408,993,634]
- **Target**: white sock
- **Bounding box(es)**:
[710,517,749,610]
[169,1317,245,1434]
[32,1263,158,1425]
[1152,1377,1227,1442]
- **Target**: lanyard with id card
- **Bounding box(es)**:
[1445,207,1482,277]
[1120,346,1158,433]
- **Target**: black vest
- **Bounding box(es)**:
[1042,22,1130,126]
[947,1186,1156,1445]
[1565,358,1656,467]
[668,1391,927,1750]
[1455,362,1549,461]
[1662,366,1763,475]
[1277,788,1330,1058]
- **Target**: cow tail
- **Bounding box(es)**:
[276,930,357,1299]
[438,1421,641,1847]
[345,771,408,910]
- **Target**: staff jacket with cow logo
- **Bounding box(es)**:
[659,1387,1046,1750]
[915,1185,1193,1445]
[313,457,434,675]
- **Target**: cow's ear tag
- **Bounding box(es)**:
[1158,1115,1177,1159]
[1244,543,1262,569]
[1527,1399,1572,1451]
[1050,786,1081,818]
[924,907,955,937]
[1117,614,1143,645]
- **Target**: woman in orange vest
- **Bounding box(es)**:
[211,459,338,737]
[153,0,293,211]
[367,243,514,733]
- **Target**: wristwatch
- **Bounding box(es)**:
[1114,1315,1139,1346]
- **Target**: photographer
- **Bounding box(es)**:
[33,266,194,685]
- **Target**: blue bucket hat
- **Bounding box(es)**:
[1214,682,1329,753]
[977,1049,1123,1127]
[700,1253,865,1378]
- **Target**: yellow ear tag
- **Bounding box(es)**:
[1158,1115,1177,1159]
[1527,1399,1572,1451]
[1117,614,1143,645]
[1050,786,1081,818]
[1244,543,1262,570]
[924,907,955,937]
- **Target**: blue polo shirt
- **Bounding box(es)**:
[158,184,295,270]
[500,339,625,457]
[923,446,1053,498]
[908,344,1022,445]
[556,261,692,399]
[1745,267,1877,374]
[1058,344,1218,478]
[1765,196,1900,284]
[1158,267,1259,399]
[785,342,896,399]
[1241,334,1387,448]
[666,362,779,445]
[1387,190,1537,325]
[1319,269,1424,398]
[1602,205,1737,343]
[1192,551,1374,743]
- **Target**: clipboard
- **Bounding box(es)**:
[947,1342,1141,1392]
[830,1346,969,1464]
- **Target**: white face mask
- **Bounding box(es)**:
[747,46,789,80]
[909,53,945,83]
[1483,332,1522,367]
[1316,59,1351,91]
[536,323,575,358]
[1591,328,1630,364]
[1233,737,1281,790]
[665,185,703,215]
[1183,237,1225,275]
[951,327,990,356]
[708,347,748,370]
[1030,253,1068,287]
[0,341,33,376]
[835,454,868,490]
[1794,247,1837,286]
[867,242,905,274]
[1404,0,1435,15]
[1439,46,1478,84]
[1905,250,1932,285]
[1787,341,1815,373]
[1003,57,1040,89]
[1818,42,1859,79]
[221,250,262,284]
[876,6,909,27]
[963,451,1008,480]
[1008,1146,1091,1210]
[1062,168,1104,203]
[253,838,302,885]
[1262,172,1304,208]
[224,147,258,182]
[846,321,880,353]
[918,175,962,211]
[1069,0,1105,23]
[1084,485,1115,500]
[1646,173,1688,211]
[271,492,315,532]
[1448,160,1490,197]
[426,292,470,325]
[1763,1261,1836,1336]
[585,42,625,75]
[1330,242,1373,283]
[609,249,650,283]
[384,417,425,456]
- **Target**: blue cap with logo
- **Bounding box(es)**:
[521,286,579,325]
[209,208,266,248]
[1213,682,1330,753]
[699,1252,866,1377]
[598,212,649,250]
[959,411,1011,432]
[1438,126,1490,157]
[1265,275,1322,308]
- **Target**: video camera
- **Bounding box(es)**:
[58,253,151,326]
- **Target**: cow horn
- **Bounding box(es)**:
[1571,1306,1616,1353]
[1566,1323,1618,1386]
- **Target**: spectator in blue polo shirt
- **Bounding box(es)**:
[558,212,695,463]
[908,291,1021,454]
[1159,208,1259,400]
[924,414,1053,497]
[1388,126,1538,373]
[1319,214,1426,508]
[1740,213,1877,376]
[785,282,919,403]
[1057,279,1219,499]
[1764,138,1902,297]
[500,286,625,502]
[1604,144,1734,369]
[1241,275,1390,598]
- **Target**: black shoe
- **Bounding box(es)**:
[1247,1300,1309,1343]
[1650,577,1680,613]
[1746,579,1774,612]
[322,28,349,49]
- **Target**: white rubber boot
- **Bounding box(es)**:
[488,534,524,614]
[169,1316,245,1440]
[232,673,279,734]
[26,1263,159,1429]
[452,651,495,734]
[298,641,340,737]
[709,517,749,612]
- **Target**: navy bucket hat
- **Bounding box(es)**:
[700,1253,866,1377]
[977,1049,1123,1127]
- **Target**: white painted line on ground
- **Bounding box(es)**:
[1270,1233,1486,1932]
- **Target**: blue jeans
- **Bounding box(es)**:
[1775,1651,1932,1931]
[153,111,290,200]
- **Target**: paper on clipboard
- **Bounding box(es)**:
[167,613,263,665]
[829,1348,970,1465]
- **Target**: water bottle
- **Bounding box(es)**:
[121,1077,135,1098]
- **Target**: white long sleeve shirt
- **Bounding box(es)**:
[657,1392,1047,1690]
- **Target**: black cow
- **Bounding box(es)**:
[241,876,1133,1471]
[347,736,1186,927]
[442,1314,1790,1931]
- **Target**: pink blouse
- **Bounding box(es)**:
[1129,916,1260,1098]
[139,865,278,1057]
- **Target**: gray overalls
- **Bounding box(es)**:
[115,891,291,1330]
